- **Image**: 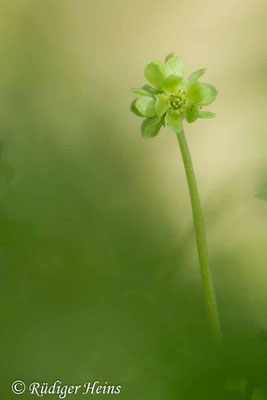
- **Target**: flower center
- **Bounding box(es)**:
[171,96,183,110]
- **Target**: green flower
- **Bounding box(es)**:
[130,53,218,138]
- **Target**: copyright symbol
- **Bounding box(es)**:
[11,380,26,395]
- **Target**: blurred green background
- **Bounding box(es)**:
[0,0,267,398]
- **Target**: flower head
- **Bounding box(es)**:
[130,53,218,138]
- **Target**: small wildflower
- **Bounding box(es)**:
[130,53,218,138]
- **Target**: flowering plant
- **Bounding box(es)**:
[130,53,222,344]
[130,53,218,138]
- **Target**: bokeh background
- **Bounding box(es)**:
[0,0,267,398]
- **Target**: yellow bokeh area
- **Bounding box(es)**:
[0,0,267,399]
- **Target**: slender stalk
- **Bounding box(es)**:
[176,129,222,344]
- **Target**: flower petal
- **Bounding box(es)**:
[199,83,218,106]
[135,96,156,117]
[198,111,216,119]
[184,81,204,104]
[145,60,164,90]
[165,52,176,63]
[141,116,164,138]
[162,75,183,95]
[129,85,159,97]
[164,54,184,78]
[130,99,143,117]
[155,94,169,117]
[187,68,206,82]
[165,109,183,133]
[184,104,199,123]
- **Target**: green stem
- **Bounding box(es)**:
[176,129,222,344]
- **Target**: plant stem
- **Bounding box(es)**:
[176,129,222,344]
